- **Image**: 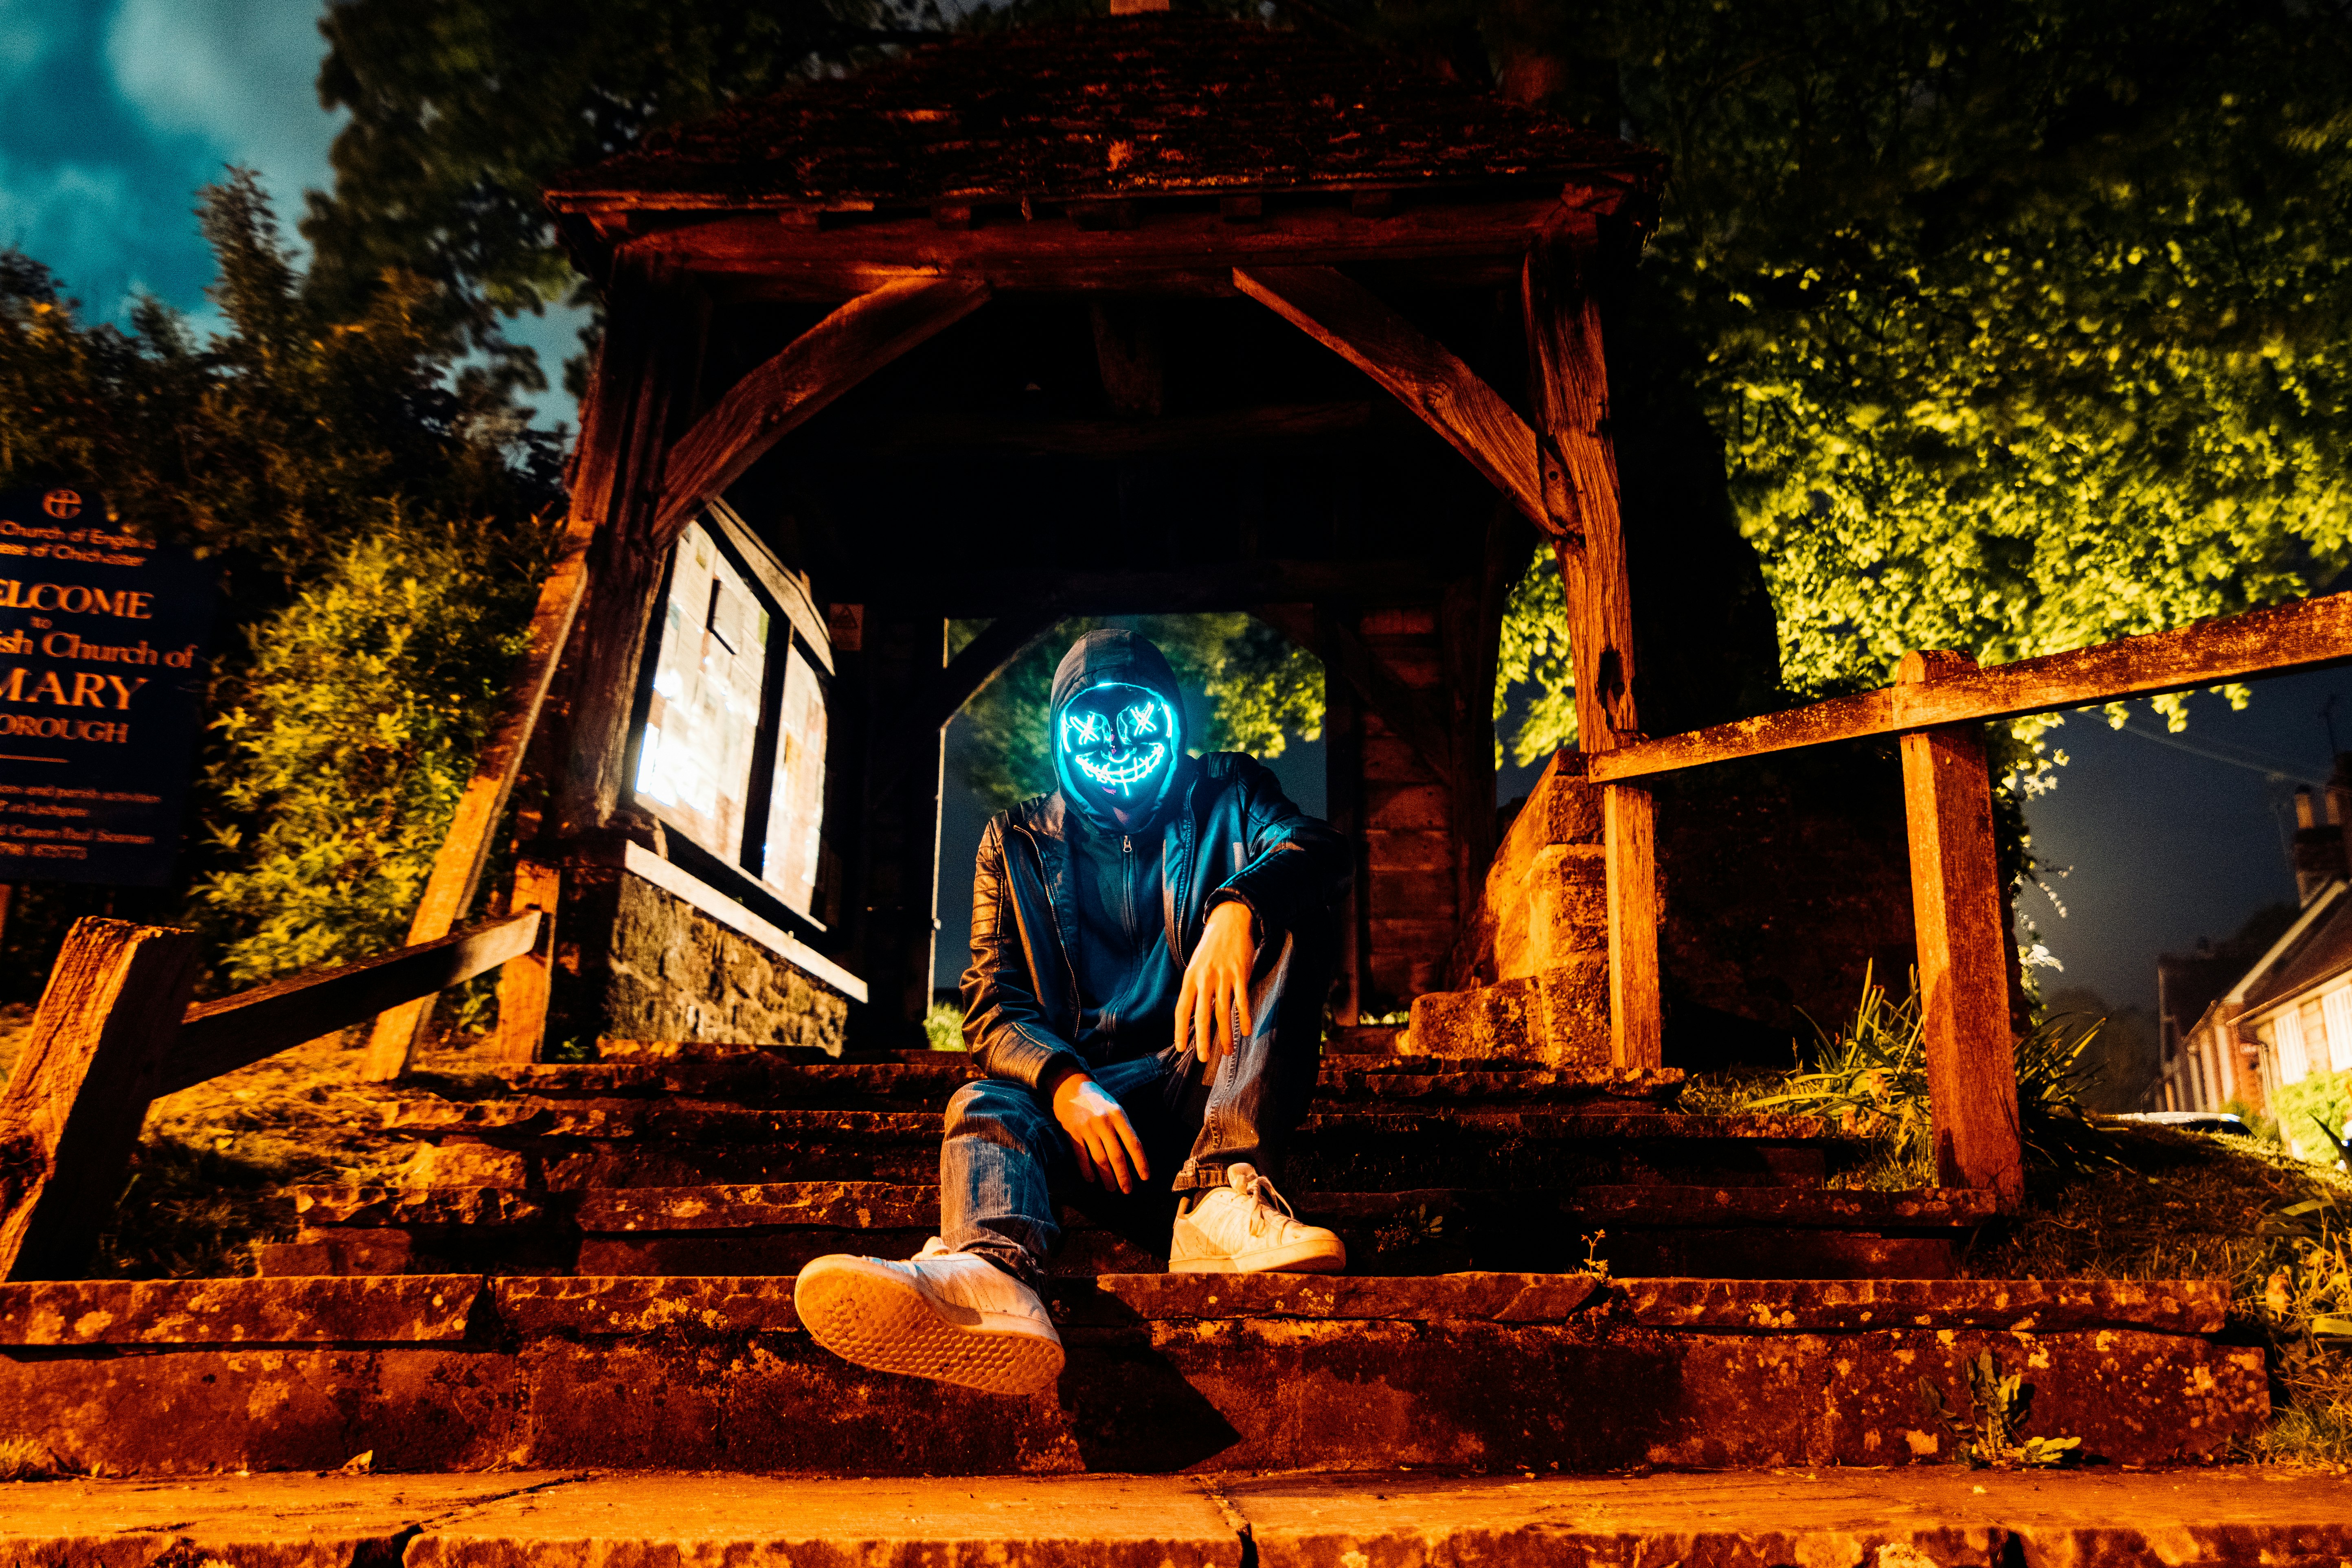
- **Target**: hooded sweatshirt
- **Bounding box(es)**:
[1049,631,1192,1060]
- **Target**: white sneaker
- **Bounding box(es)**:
[1169,1163,1347,1274]
[793,1239,1064,1395]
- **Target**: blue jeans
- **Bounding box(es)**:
[941,930,1325,1286]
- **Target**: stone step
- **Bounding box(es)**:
[0,1272,2260,1474]
[381,1101,1854,1191]
[9,1469,2351,1566]
[473,1057,1681,1110]
[264,1181,1995,1280]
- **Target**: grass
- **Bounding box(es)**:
[1680,977,2352,1467]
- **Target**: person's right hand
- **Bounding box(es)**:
[1051,1072,1149,1194]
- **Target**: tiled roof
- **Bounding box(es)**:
[2240,885,2352,1015]
[544,15,1660,211]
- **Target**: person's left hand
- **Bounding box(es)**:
[1178,901,1257,1074]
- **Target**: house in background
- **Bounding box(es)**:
[2158,764,2352,1158]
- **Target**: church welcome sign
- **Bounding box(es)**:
[0,489,217,886]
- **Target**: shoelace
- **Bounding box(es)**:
[1236,1171,1298,1236]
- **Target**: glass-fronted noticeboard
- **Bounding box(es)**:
[630,502,830,921]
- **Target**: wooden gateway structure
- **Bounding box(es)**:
[364,11,1679,1069]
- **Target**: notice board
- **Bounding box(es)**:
[0,488,217,886]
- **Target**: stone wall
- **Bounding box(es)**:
[547,862,849,1055]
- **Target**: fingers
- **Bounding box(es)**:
[1109,1105,1150,1186]
[1174,968,1199,1058]
[1071,1136,1098,1187]
[1192,971,1218,1069]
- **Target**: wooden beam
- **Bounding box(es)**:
[1588,589,2352,785]
[1233,264,1547,528]
[604,193,1616,300]
[1524,232,1641,751]
[550,259,706,841]
[653,275,992,544]
[359,537,591,1079]
[838,560,1447,621]
[0,920,201,1280]
[1090,299,1163,417]
[845,401,1374,459]
[169,913,542,1098]
[1898,651,2025,1208]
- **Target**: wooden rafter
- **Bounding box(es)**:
[1233,264,1547,529]
[654,275,992,545]
[870,605,1069,802]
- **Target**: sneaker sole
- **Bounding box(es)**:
[793,1257,1065,1396]
[1167,1236,1349,1274]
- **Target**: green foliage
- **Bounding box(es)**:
[195,519,552,985]
[2278,1070,2352,1170]
[1494,542,1578,764]
[954,614,1323,812]
[924,1000,964,1052]
[1748,967,2101,1186]
[1918,1350,2082,1469]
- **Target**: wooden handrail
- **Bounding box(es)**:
[1588,590,2352,784]
[166,910,542,1097]
[0,910,542,1279]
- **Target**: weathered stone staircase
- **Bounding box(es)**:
[0,763,2267,1476]
[259,1038,1992,1283]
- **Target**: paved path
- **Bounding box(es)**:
[4,1467,2352,1566]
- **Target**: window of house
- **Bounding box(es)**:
[2327,985,2352,1074]
[630,505,832,921]
[2301,996,2330,1079]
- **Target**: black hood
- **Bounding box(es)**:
[1049,629,1189,833]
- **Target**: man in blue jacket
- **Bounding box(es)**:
[796,629,1350,1396]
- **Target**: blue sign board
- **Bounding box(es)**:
[0,488,217,886]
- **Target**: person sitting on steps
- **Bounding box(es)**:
[796,628,1351,1396]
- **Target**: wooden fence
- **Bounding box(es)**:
[1595,590,2352,1209]
[0,911,540,1281]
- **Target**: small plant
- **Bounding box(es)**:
[1917,1350,2082,1469]
[924,1002,965,1053]
[1580,1228,1610,1280]
[1750,966,2103,1187]
[1372,1204,1446,1257]
[0,1438,62,1482]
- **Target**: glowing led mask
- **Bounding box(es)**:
[1058,683,1177,803]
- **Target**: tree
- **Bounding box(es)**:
[0,175,559,993]
[1456,0,2352,721]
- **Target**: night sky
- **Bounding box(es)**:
[6,2,2329,1016]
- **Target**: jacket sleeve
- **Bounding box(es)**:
[1205,757,1351,940]
[960,814,1089,1091]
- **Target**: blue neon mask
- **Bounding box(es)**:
[1058,682,1176,804]
[1048,631,1189,832]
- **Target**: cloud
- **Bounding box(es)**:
[0,0,55,89]
[102,0,343,212]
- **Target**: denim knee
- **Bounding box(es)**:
[945,1077,1057,1147]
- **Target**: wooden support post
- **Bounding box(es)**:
[0,920,200,1280]
[1524,227,1660,1068]
[1603,785,1661,1070]
[491,858,564,1065]
[1898,650,2025,1208]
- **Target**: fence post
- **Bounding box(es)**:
[1897,651,2025,1208]
[0,919,202,1280]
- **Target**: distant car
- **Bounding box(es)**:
[2106,1111,2253,1136]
